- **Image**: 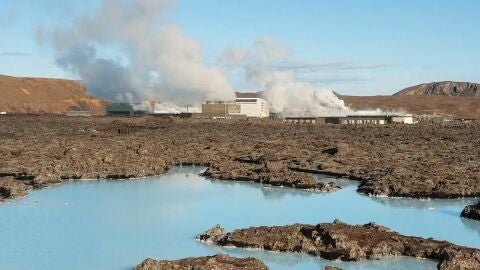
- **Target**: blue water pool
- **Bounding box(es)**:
[0,166,478,270]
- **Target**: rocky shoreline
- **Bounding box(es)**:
[1,116,479,201]
[197,220,480,270]
[461,201,480,221]
[200,160,340,192]
[134,254,343,270]
[134,254,268,270]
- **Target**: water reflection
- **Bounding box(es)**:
[205,176,330,200]
[369,195,478,210]
[461,218,480,238]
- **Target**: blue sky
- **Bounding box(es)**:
[0,0,479,95]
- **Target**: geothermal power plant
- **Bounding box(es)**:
[101,93,417,125]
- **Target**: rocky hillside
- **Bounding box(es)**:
[0,75,106,114]
[340,95,480,119]
[394,81,480,97]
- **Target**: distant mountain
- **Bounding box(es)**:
[0,75,106,114]
[394,81,480,97]
[340,95,480,119]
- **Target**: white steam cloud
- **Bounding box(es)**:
[219,38,350,116]
[41,0,390,117]
[44,0,235,104]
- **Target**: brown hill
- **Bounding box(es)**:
[340,95,480,119]
[0,75,106,114]
[394,81,480,97]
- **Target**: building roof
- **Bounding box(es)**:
[235,92,261,98]
[345,115,389,118]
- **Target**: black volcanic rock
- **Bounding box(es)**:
[394,81,480,97]
[461,201,480,221]
[1,116,480,200]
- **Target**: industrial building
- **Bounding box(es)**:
[200,101,243,119]
[235,98,270,118]
[106,103,134,116]
[285,115,418,125]
[106,102,155,116]
[341,115,389,125]
[200,98,270,119]
[284,117,341,124]
[284,117,318,124]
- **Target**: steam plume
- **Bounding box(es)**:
[219,38,350,116]
[45,0,235,104]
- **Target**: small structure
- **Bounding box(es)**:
[0,112,7,115]
[65,111,91,117]
[391,114,415,124]
[106,103,134,116]
[235,98,270,118]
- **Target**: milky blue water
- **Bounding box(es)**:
[0,166,478,270]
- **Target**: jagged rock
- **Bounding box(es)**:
[461,201,480,221]
[198,221,480,270]
[0,177,32,200]
[197,225,225,242]
[134,254,269,270]
[324,267,343,270]
[437,249,480,270]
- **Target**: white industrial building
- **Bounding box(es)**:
[235,98,270,118]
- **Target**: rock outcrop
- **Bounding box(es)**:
[461,201,480,221]
[134,254,269,270]
[395,81,480,97]
[0,176,32,200]
[198,220,480,270]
